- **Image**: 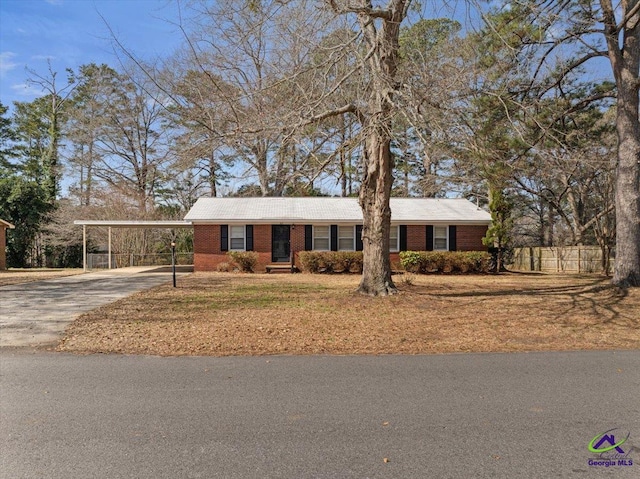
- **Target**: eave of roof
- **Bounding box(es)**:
[0,219,15,229]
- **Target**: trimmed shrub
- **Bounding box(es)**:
[216,262,233,272]
[399,251,491,274]
[341,252,363,273]
[227,251,259,273]
[398,251,423,273]
[298,251,322,273]
[298,251,363,274]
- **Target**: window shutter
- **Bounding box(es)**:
[221,225,229,252]
[245,225,254,251]
[355,225,363,251]
[448,225,457,251]
[399,225,408,251]
[304,225,313,251]
[426,225,434,251]
[330,225,338,251]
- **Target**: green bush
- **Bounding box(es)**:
[399,251,491,274]
[298,251,363,273]
[398,251,423,273]
[227,251,259,273]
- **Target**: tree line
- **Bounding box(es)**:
[0,0,637,292]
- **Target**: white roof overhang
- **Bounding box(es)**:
[73,220,193,228]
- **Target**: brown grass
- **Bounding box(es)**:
[0,269,84,287]
[57,272,640,356]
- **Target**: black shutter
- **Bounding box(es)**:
[426,225,434,251]
[304,225,313,251]
[355,225,363,251]
[330,225,338,251]
[448,225,457,251]
[245,225,254,251]
[221,225,229,252]
[399,225,408,251]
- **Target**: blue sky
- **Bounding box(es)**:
[0,0,184,109]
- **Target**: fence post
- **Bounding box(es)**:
[528,247,534,271]
[578,247,581,274]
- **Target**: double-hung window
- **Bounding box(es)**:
[434,225,448,251]
[338,226,355,251]
[229,225,246,251]
[313,226,330,251]
[389,226,399,252]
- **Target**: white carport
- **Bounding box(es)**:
[73,220,193,272]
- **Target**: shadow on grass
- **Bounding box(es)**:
[423,275,635,329]
[143,265,195,273]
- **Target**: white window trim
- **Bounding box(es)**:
[229,225,246,251]
[389,225,399,252]
[433,225,449,251]
[338,225,355,251]
[313,225,330,251]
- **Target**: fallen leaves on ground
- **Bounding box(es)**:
[0,269,84,287]
[57,272,640,356]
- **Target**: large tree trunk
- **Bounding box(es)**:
[612,83,640,286]
[604,0,640,286]
[358,128,396,295]
[353,0,408,296]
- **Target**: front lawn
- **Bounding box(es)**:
[57,272,640,356]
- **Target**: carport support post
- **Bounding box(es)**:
[108,227,112,270]
[83,225,87,272]
[171,241,176,288]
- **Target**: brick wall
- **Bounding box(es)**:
[456,225,488,251]
[290,225,306,253]
[403,225,488,251]
[193,223,489,272]
[406,225,426,251]
[194,224,307,272]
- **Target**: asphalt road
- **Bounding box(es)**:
[0,266,192,347]
[1,350,639,479]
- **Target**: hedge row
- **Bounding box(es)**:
[399,251,491,274]
[298,251,363,274]
[222,250,491,274]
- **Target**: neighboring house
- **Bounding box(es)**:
[0,219,15,270]
[184,197,492,272]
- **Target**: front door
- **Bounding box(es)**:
[271,225,291,262]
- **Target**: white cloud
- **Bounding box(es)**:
[45,0,64,5]
[31,54,57,61]
[0,52,18,77]
[11,83,46,98]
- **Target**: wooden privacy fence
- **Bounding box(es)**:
[509,246,610,274]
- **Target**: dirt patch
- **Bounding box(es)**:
[0,269,84,287]
[57,272,640,356]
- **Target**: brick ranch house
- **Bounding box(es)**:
[1,219,15,270]
[184,197,492,272]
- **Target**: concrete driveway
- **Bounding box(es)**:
[0,266,192,348]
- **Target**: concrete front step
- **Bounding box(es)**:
[265,264,299,274]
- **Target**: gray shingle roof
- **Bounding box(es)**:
[185,197,491,224]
